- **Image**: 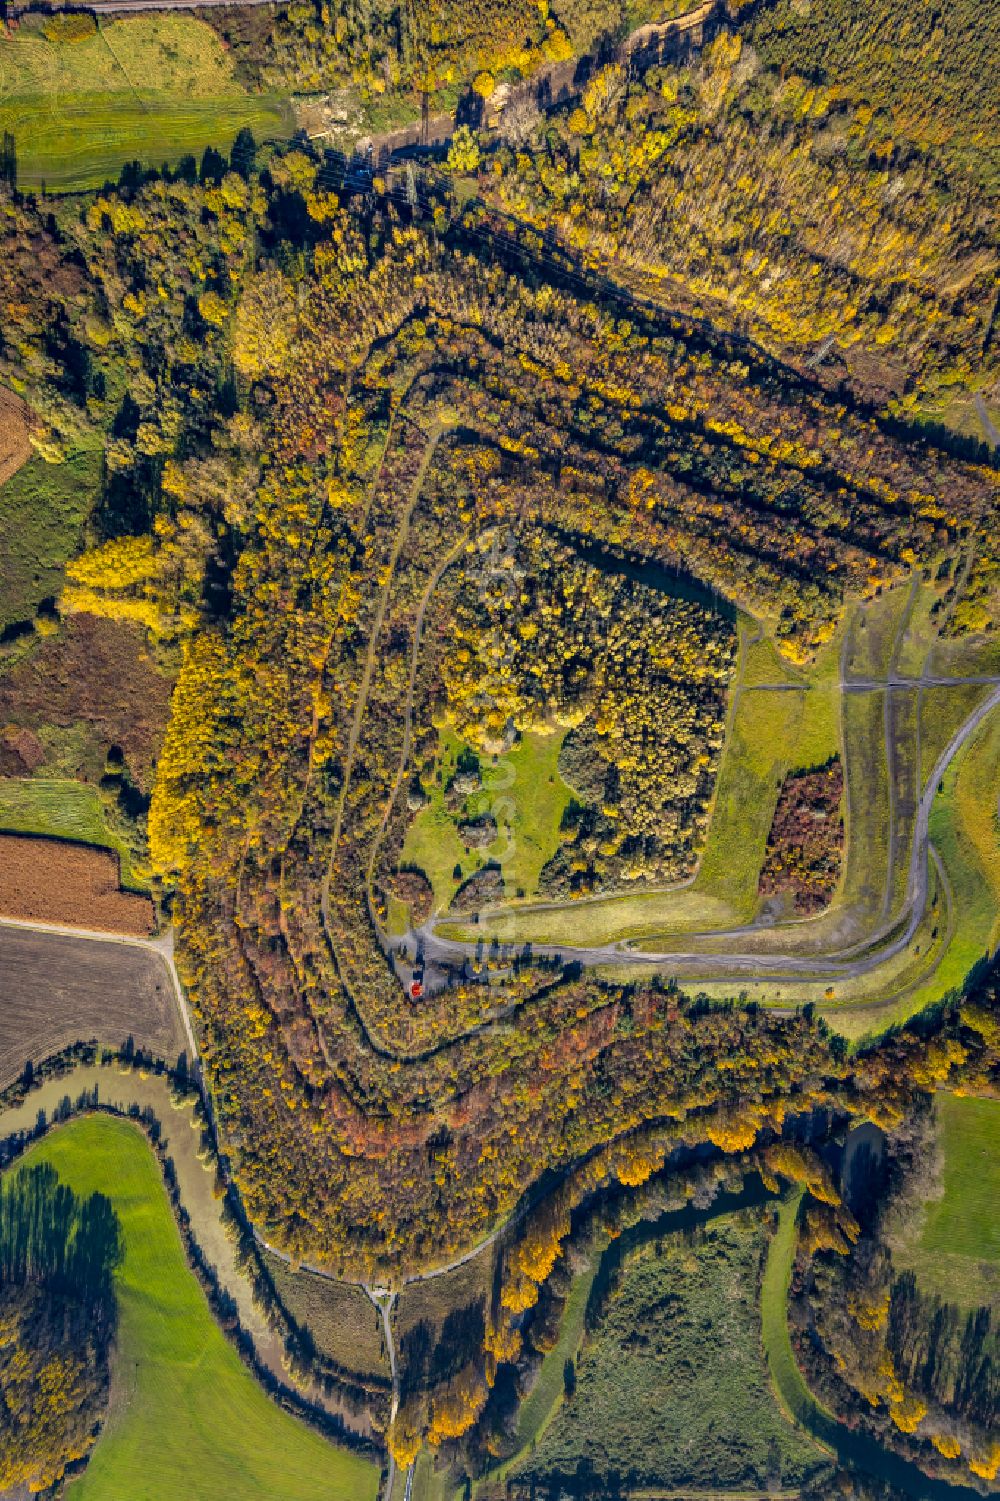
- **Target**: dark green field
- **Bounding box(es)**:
[0,450,100,631]
[517,1212,826,1495]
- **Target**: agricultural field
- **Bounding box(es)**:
[515,1212,826,1496]
[0,832,153,933]
[0,777,149,890]
[18,1115,379,1501]
[0,449,100,633]
[893,1093,1000,1308]
[0,13,292,191]
[0,923,183,1089]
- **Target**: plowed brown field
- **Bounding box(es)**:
[0,388,31,487]
[0,834,154,934]
[0,924,187,1088]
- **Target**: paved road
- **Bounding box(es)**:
[412,683,1000,984]
[742,673,1000,693]
[976,393,1000,449]
[364,1286,399,1501]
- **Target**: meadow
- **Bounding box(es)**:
[0,14,292,191]
[262,1250,389,1381]
[20,1115,379,1501]
[894,1093,1000,1308]
[0,450,100,632]
[402,726,574,912]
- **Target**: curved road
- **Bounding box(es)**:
[412,682,1000,984]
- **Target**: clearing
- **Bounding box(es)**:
[0,614,174,790]
[0,13,292,191]
[0,449,100,633]
[893,1092,1000,1308]
[402,726,574,913]
[0,386,31,488]
[15,1115,380,1500]
[262,1251,390,1382]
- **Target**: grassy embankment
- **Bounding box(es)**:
[0,14,291,192]
[761,1190,834,1441]
[470,1255,599,1498]
[18,1115,379,1501]
[894,1092,1000,1308]
[836,700,1000,1040]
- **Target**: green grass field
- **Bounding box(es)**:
[0,450,100,631]
[0,776,148,891]
[511,1261,595,1452]
[919,681,993,791]
[402,726,574,910]
[0,14,291,191]
[895,1094,1000,1307]
[17,1116,379,1501]
[760,1191,832,1439]
[835,687,890,926]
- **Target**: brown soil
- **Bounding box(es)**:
[0,834,154,934]
[0,928,183,1090]
[0,727,45,777]
[0,389,31,488]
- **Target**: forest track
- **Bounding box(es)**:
[365,524,470,899]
